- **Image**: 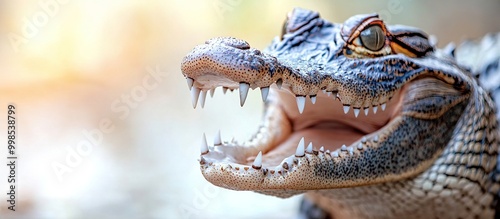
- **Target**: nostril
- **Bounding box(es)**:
[205,37,250,50]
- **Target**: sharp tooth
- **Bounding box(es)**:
[381,103,387,111]
[295,137,305,157]
[187,78,194,90]
[239,83,250,107]
[199,90,207,108]
[354,108,360,117]
[209,88,216,97]
[223,87,228,94]
[252,151,262,169]
[361,137,367,143]
[357,143,363,150]
[322,90,326,94]
[260,87,269,102]
[327,92,331,97]
[306,142,313,153]
[214,130,222,145]
[341,145,347,151]
[373,106,378,114]
[201,133,209,154]
[296,96,306,114]
[373,135,379,142]
[364,108,369,116]
[332,151,339,158]
[191,87,201,108]
[320,146,325,152]
[343,105,350,114]
[349,147,354,155]
[310,95,317,104]
[276,79,283,89]
[282,157,293,170]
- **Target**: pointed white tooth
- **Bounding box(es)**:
[341,145,347,151]
[306,142,313,153]
[214,130,222,145]
[296,96,306,114]
[331,151,339,158]
[361,137,367,143]
[274,166,283,173]
[349,147,354,155]
[327,92,331,97]
[187,78,194,90]
[282,157,294,170]
[199,90,207,108]
[239,83,250,107]
[260,87,269,102]
[276,79,283,89]
[252,151,262,169]
[209,88,216,97]
[310,95,317,104]
[373,135,379,142]
[343,105,350,114]
[373,106,378,114]
[326,150,330,154]
[364,108,369,116]
[354,108,360,117]
[357,143,363,150]
[201,133,209,154]
[381,103,387,111]
[191,87,200,108]
[320,146,325,152]
[322,90,326,94]
[223,87,228,94]
[295,137,305,157]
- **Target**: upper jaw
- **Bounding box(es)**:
[182,37,405,109]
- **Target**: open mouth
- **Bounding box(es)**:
[180,36,466,193]
[188,76,405,177]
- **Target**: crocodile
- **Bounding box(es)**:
[180,8,500,219]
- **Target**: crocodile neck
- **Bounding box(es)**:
[310,94,498,218]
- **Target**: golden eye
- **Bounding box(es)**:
[360,25,385,51]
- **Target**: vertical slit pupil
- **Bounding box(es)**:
[360,25,385,51]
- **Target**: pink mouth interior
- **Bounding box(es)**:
[246,87,404,166]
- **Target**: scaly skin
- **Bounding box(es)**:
[181,8,500,218]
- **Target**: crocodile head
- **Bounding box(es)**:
[180,8,498,216]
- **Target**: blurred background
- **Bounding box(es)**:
[0,0,498,218]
